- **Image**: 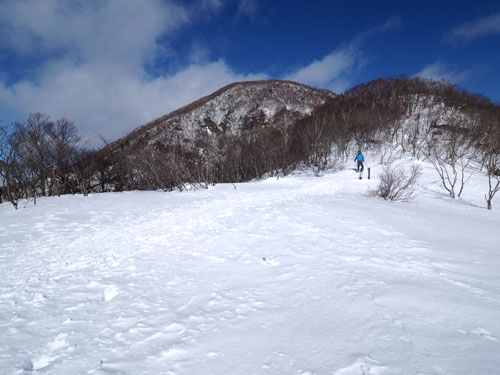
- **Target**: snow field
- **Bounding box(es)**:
[1,160,499,374]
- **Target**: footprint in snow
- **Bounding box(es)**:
[103,285,120,302]
[262,257,279,266]
[383,315,405,330]
[333,356,387,375]
[22,360,34,372]
[471,328,497,342]
[22,334,70,372]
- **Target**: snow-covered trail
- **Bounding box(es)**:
[1,166,499,374]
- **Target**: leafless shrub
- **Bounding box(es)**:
[370,162,422,201]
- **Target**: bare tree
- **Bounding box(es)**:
[0,124,25,208]
[404,99,444,159]
[370,162,422,202]
[71,147,96,196]
[426,126,476,199]
[274,108,298,151]
[1,114,97,204]
[483,151,500,210]
[48,119,81,195]
[18,113,54,198]
[480,111,500,210]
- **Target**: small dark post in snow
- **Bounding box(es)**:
[368,168,371,180]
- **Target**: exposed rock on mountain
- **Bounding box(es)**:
[109,80,335,154]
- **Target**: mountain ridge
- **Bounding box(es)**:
[107,79,335,152]
[3,76,499,208]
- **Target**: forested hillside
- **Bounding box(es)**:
[1,77,499,209]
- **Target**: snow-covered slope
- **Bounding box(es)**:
[1,159,499,374]
[109,80,334,152]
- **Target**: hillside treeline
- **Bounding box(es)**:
[1,76,500,209]
[0,114,95,208]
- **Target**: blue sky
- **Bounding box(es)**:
[1,0,499,141]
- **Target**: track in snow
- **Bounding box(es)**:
[1,164,499,374]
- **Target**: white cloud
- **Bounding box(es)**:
[0,59,266,143]
[447,12,500,42]
[354,15,402,43]
[0,2,399,143]
[283,16,400,92]
[188,40,212,64]
[284,46,361,93]
[0,0,263,143]
[0,0,188,67]
[414,61,473,84]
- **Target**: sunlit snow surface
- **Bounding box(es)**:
[1,162,499,374]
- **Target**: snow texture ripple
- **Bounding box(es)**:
[1,162,499,374]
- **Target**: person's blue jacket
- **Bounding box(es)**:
[355,153,364,162]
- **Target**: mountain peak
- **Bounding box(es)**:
[111,79,334,152]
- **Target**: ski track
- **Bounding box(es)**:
[1,165,500,374]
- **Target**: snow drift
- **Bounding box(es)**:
[1,159,499,374]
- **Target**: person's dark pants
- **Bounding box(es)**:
[357,161,364,172]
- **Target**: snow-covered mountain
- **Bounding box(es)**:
[108,80,334,153]
[2,77,499,373]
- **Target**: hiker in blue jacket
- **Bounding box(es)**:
[354,151,365,172]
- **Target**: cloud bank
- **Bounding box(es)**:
[0,1,395,142]
[0,0,264,142]
[284,46,360,93]
[284,16,401,93]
